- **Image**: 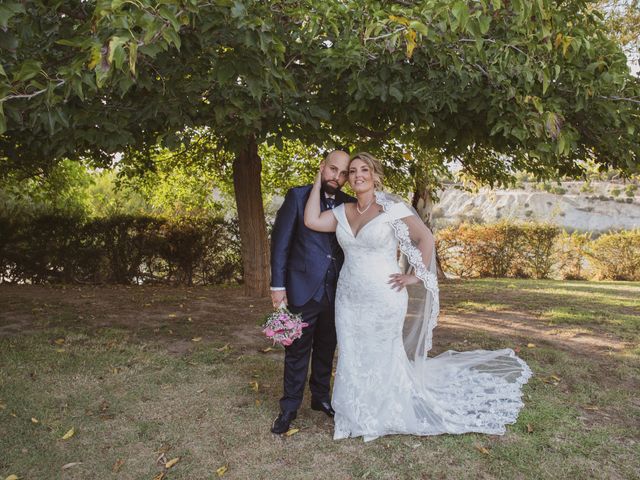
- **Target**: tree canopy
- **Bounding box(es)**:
[1,0,639,294]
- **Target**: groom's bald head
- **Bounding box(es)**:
[322,150,350,194]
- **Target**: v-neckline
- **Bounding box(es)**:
[342,204,385,239]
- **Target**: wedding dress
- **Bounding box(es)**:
[331,192,532,441]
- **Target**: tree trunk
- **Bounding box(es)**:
[412,184,447,281]
[233,136,271,297]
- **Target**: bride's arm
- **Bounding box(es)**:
[389,209,435,291]
[304,164,338,232]
[404,215,435,269]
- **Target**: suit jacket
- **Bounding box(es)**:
[270,185,354,307]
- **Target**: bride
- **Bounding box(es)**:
[304,152,532,441]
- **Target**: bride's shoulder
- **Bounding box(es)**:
[385,200,414,220]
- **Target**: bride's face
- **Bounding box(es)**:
[349,159,376,194]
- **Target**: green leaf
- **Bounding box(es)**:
[159,6,181,32]
[162,28,181,50]
[531,96,543,113]
[108,36,128,67]
[478,15,491,35]
[128,40,138,76]
[0,3,25,29]
[216,63,235,84]
[231,1,246,19]
[451,2,470,31]
[0,102,6,135]
[13,60,42,82]
[542,69,550,95]
[389,85,403,102]
[557,134,566,155]
[309,105,330,120]
[409,21,429,36]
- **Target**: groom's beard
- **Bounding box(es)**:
[322,180,341,195]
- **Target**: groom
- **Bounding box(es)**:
[270,150,353,434]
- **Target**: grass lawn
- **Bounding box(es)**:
[1,279,638,479]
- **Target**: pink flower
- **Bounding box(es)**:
[281,338,293,346]
[264,328,275,337]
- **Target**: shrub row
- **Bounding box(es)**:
[436,222,640,281]
[0,214,242,285]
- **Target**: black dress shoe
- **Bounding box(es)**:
[271,410,297,434]
[310,399,335,417]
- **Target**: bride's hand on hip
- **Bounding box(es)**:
[388,273,419,291]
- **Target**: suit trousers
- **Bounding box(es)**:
[279,296,337,412]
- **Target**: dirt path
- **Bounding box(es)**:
[0,284,632,361]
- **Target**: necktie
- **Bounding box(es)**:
[325,197,335,209]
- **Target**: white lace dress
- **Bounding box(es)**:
[331,200,532,441]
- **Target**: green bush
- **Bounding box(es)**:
[587,230,640,281]
[436,222,557,279]
[436,222,639,281]
[554,231,591,280]
[0,214,242,286]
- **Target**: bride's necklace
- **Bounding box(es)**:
[356,197,374,215]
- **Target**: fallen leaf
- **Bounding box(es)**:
[165,457,180,469]
[168,314,177,318]
[61,428,75,440]
[260,347,275,353]
[152,473,165,480]
[255,399,262,406]
[285,428,299,436]
[0,403,6,410]
[5,475,19,480]
[191,337,202,342]
[216,344,231,352]
[56,349,65,353]
[188,317,193,322]
[196,389,205,394]
[31,417,39,424]
[54,338,65,345]
[550,375,561,382]
[475,445,491,455]
[526,343,536,348]
[249,381,259,392]
[526,423,534,433]
[216,465,228,477]
[584,405,600,411]
[112,459,124,472]
[61,462,82,470]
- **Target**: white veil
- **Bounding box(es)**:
[375,192,439,378]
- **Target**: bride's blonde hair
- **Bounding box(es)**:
[350,152,384,190]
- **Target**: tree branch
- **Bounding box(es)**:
[599,95,640,105]
[0,80,66,103]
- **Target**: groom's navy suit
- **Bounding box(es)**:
[271,185,353,412]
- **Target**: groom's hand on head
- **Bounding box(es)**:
[271,290,288,308]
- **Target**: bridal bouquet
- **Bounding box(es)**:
[261,307,308,346]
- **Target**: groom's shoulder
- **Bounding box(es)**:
[287,185,313,198]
